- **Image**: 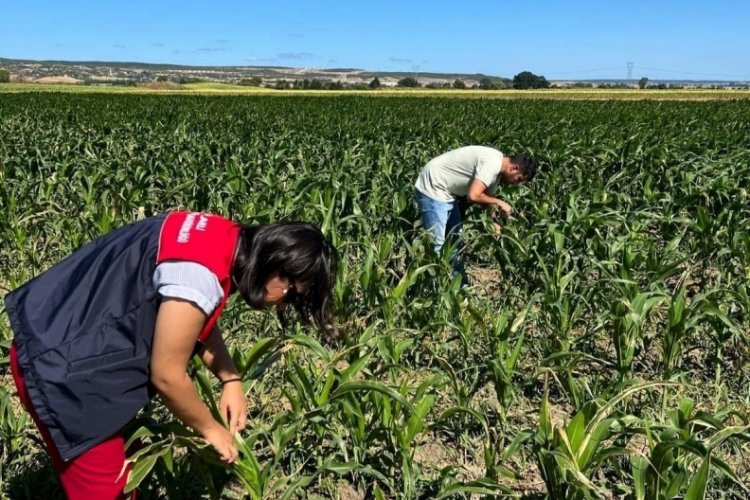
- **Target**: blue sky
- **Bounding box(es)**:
[1,1,748,80]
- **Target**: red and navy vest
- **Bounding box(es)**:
[4,212,240,460]
[157,211,241,345]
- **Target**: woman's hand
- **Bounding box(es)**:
[198,328,248,435]
[219,380,247,435]
[203,423,239,463]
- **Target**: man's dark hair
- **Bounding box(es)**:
[511,155,537,180]
[233,222,339,340]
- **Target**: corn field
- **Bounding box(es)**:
[1,93,749,499]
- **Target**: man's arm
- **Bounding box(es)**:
[466,179,513,217]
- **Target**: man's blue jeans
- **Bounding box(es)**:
[414,189,467,284]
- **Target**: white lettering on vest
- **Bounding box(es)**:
[177,213,197,243]
[196,214,209,232]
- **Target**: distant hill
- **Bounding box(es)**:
[0,56,511,87]
[1,56,747,88]
[0,56,292,71]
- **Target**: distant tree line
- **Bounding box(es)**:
[264,76,737,91]
[263,71,552,91]
[273,79,349,90]
[5,65,750,90]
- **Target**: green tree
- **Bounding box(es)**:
[369,77,381,89]
[177,77,203,84]
[397,77,420,88]
[0,69,10,83]
[453,78,466,89]
[239,77,262,87]
[512,71,550,89]
[479,77,495,90]
[638,77,649,89]
[156,75,168,83]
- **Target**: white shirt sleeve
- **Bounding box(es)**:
[153,261,224,316]
[473,151,503,189]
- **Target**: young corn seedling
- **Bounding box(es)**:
[122,418,229,498]
[662,282,689,379]
[232,431,315,500]
[610,289,667,378]
[487,308,528,412]
[631,398,750,500]
[527,380,676,499]
[0,386,31,491]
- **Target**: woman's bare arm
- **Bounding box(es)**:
[150,298,238,462]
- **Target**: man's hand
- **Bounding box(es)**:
[495,199,513,218]
[203,423,239,463]
[219,381,247,435]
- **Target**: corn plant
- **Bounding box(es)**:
[631,398,750,500]
[0,386,32,493]
[609,285,667,377]
[527,381,676,499]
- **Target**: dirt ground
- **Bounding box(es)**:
[467,266,503,294]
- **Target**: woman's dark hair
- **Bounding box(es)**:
[233,222,339,340]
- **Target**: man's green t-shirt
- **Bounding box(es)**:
[414,145,503,201]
